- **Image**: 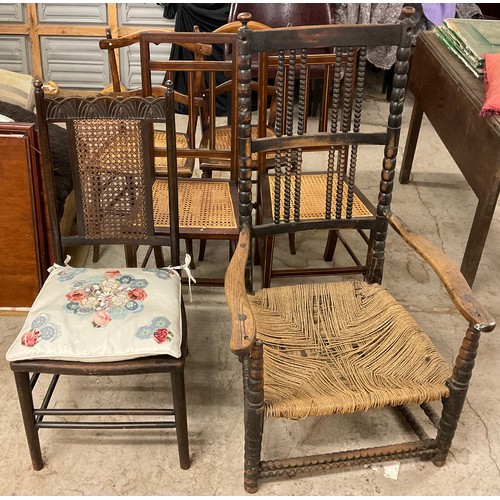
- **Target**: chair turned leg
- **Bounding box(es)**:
[198,240,206,261]
[433,325,481,467]
[323,230,339,262]
[260,235,275,289]
[243,341,264,493]
[170,371,190,470]
[13,371,44,471]
[288,233,296,255]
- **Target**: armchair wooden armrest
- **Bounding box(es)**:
[224,225,256,355]
[386,211,495,332]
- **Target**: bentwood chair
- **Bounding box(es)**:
[224,14,495,492]
[6,81,191,470]
[140,30,240,280]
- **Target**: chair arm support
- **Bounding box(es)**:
[386,211,495,332]
[224,225,256,355]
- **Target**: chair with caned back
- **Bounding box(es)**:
[6,81,191,470]
[140,30,241,282]
[224,14,495,492]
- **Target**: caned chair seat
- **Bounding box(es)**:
[266,173,374,222]
[248,280,451,420]
[6,266,183,363]
[153,130,194,177]
[152,179,239,233]
[199,125,276,172]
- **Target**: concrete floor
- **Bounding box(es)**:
[1,74,499,495]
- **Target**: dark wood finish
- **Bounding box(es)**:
[10,83,190,471]
[240,14,399,287]
[140,30,241,281]
[0,124,48,306]
[399,31,500,286]
[225,15,495,493]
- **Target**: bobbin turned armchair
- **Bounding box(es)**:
[224,14,495,493]
[7,82,190,470]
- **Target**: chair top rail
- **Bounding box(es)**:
[140,30,236,46]
[41,95,167,123]
[243,22,408,53]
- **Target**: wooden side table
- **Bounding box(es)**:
[400,31,500,286]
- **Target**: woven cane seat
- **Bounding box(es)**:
[153,130,194,177]
[152,179,238,231]
[199,125,276,170]
[268,173,373,221]
[248,280,451,419]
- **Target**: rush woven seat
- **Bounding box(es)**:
[249,281,451,419]
[224,15,495,493]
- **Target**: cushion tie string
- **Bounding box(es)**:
[166,254,197,302]
[47,255,72,273]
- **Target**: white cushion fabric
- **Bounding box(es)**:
[0,69,35,111]
[6,266,183,362]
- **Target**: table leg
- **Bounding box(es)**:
[399,100,424,184]
[461,198,497,287]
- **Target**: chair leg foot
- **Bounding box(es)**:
[170,371,190,470]
[432,457,446,467]
[14,371,44,471]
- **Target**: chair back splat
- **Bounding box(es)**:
[139,30,241,284]
[225,11,495,493]
[237,11,413,287]
[6,82,191,471]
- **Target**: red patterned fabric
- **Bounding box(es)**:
[481,53,500,116]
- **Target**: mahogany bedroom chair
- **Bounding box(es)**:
[224,14,495,492]
[139,30,242,283]
[7,82,191,470]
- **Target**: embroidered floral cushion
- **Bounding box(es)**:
[6,266,183,362]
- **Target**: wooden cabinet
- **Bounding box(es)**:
[0,123,48,306]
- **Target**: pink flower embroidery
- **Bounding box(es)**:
[66,290,87,302]
[91,311,112,328]
[105,270,121,279]
[21,329,40,347]
[153,328,170,344]
[127,288,147,301]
